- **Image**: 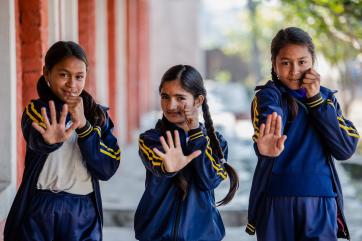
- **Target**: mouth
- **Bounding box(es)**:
[63,90,78,96]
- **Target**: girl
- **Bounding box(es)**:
[4,41,120,241]
[134,64,239,241]
[246,27,359,240]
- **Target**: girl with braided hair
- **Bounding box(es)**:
[134,64,239,241]
[246,27,359,241]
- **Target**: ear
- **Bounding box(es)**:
[43,66,49,80]
[194,95,205,108]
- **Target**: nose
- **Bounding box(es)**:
[290,63,301,77]
[66,77,77,89]
[168,98,178,111]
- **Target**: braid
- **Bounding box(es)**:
[202,98,223,158]
[271,69,298,120]
[202,98,239,206]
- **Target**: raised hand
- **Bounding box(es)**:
[300,68,320,98]
[256,112,287,157]
[32,101,80,144]
[64,95,87,128]
[184,104,199,131]
[153,130,201,173]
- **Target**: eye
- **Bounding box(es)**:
[177,96,186,101]
[161,95,169,100]
[59,72,70,78]
[299,60,307,65]
[76,75,85,81]
[281,61,289,66]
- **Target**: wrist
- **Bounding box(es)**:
[306,92,324,109]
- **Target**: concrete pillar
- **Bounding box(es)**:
[95,0,109,105]
[0,0,17,220]
[78,0,97,98]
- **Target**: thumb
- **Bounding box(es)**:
[186,150,202,162]
[276,135,287,150]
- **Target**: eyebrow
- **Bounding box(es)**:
[57,68,85,74]
[280,56,309,60]
[160,92,187,97]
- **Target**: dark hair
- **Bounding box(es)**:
[271,27,315,120]
[38,41,105,127]
[159,64,239,205]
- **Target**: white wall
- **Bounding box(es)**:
[0,0,17,219]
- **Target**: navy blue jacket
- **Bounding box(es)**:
[4,98,120,241]
[134,116,228,241]
[246,80,359,239]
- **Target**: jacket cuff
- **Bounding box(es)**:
[306,93,324,109]
[76,121,93,138]
[188,127,204,141]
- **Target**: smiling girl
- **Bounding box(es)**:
[4,41,120,241]
[134,64,239,241]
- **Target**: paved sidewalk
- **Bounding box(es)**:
[100,143,362,241]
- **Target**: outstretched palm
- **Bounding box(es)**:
[32,101,79,144]
[256,112,287,157]
[153,130,201,173]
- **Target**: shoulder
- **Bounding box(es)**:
[23,99,47,126]
[140,128,162,140]
[320,86,337,99]
[255,81,282,100]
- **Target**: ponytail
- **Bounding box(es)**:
[202,98,239,206]
[80,90,106,127]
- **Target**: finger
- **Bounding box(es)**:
[274,115,282,137]
[32,122,46,134]
[153,148,166,159]
[49,101,57,125]
[41,107,50,126]
[64,122,79,138]
[257,123,265,140]
[186,150,202,162]
[264,114,272,134]
[159,136,170,152]
[59,104,68,125]
[277,135,287,151]
[269,112,277,134]
[174,130,181,147]
[166,131,174,148]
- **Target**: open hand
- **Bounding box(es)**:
[32,101,79,144]
[153,130,201,172]
[256,112,287,157]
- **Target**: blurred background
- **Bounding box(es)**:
[0,0,361,240]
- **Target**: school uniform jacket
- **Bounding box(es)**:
[4,98,120,241]
[135,116,228,241]
[245,80,359,240]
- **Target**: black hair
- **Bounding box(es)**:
[37,41,105,127]
[159,64,239,205]
[271,27,316,120]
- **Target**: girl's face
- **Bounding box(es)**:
[160,79,201,128]
[44,56,87,101]
[273,44,313,90]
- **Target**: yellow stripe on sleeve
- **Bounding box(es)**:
[25,105,46,129]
